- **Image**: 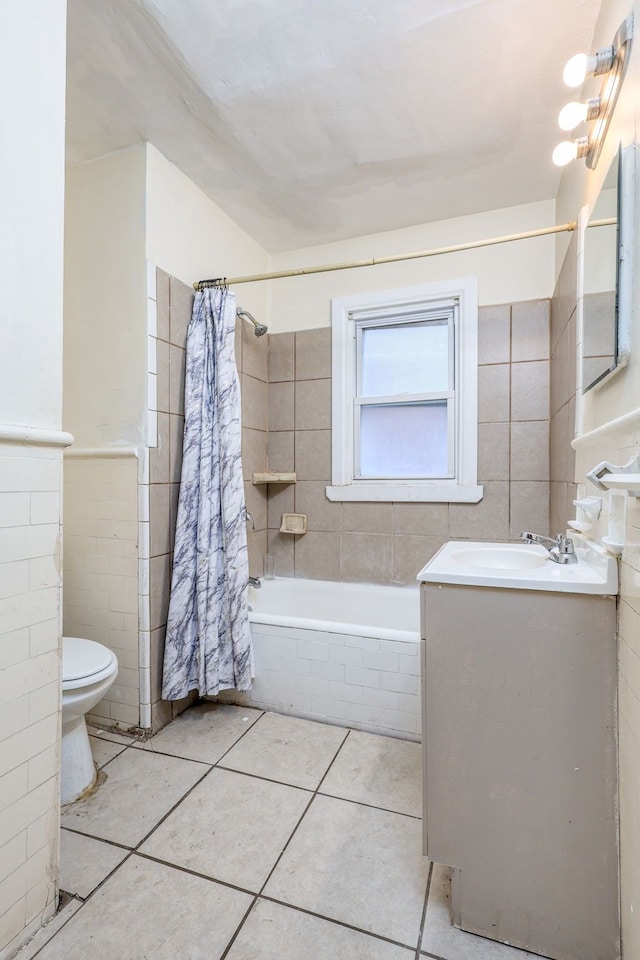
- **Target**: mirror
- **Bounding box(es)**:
[582,144,634,392]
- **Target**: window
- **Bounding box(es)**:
[328,277,482,502]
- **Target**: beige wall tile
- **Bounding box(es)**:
[169,415,184,485]
[341,533,392,584]
[244,481,267,532]
[550,230,577,353]
[242,375,268,432]
[295,379,331,431]
[268,431,294,473]
[511,360,549,421]
[269,333,295,382]
[150,626,166,704]
[478,364,510,423]
[269,381,294,432]
[295,481,341,532]
[342,502,392,534]
[156,339,170,413]
[169,345,185,416]
[234,314,244,374]
[247,529,267,579]
[294,531,341,580]
[510,421,549,482]
[242,319,268,382]
[169,483,180,545]
[242,427,268,481]
[509,481,550,539]
[267,530,294,578]
[393,503,449,538]
[150,414,170,484]
[478,304,510,365]
[169,277,193,348]
[150,484,172,559]
[296,328,331,380]
[151,698,173,733]
[511,300,550,362]
[295,431,331,480]
[150,553,172,631]
[550,404,574,485]
[156,269,170,342]
[392,535,446,585]
[267,483,294,530]
[449,482,510,540]
[478,422,510,482]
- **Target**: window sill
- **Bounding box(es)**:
[325,483,484,503]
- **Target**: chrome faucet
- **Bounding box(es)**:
[520,531,578,564]
[245,510,255,530]
[248,576,261,589]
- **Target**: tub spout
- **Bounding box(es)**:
[248,576,261,589]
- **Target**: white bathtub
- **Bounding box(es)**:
[217,577,421,740]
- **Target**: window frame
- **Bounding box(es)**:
[327,277,482,503]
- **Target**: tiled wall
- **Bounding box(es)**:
[0,443,62,956]
[550,233,578,535]
[147,272,268,731]
[63,456,140,729]
[266,299,551,584]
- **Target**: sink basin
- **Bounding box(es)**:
[449,545,548,570]
[417,537,618,595]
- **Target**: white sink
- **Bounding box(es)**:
[417,537,618,595]
[450,544,548,571]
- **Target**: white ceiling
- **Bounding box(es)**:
[65,0,602,252]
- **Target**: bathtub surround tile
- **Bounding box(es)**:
[156,269,170,342]
[89,735,127,769]
[321,730,422,816]
[509,482,550,539]
[342,502,393,534]
[267,430,294,473]
[226,898,415,960]
[392,535,445,585]
[294,530,341,580]
[34,856,251,960]
[510,421,549,482]
[59,830,128,899]
[294,429,331,481]
[242,318,269,382]
[478,364,510,423]
[61,748,206,847]
[267,530,295,577]
[269,332,295,382]
[242,374,269,432]
[392,502,449,537]
[140,767,310,891]
[242,426,268,480]
[478,303,511,365]
[267,482,295,530]
[295,327,332,380]
[150,553,172,630]
[150,413,170,483]
[342,533,392,584]
[421,863,540,959]
[511,360,549,422]
[220,711,347,789]
[149,484,172,558]
[294,378,331,431]
[169,344,186,416]
[294,480,341,531]
[264,794,429,946]
[133,701,262,764]
[155,339,170,412]
[448,482,510,541]
[247,528,268,578]
[245,481,268,532]
[511,299,550,362]
[269,381,295,432]
[150,626,166,703]
[477,421,510,482]
[169,277,193,347]
[169,413,184,484]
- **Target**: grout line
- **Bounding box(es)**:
[28,896,86,960]
[414,860,433,959]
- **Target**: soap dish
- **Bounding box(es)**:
[602,535,624,555]
[279,513,308,535]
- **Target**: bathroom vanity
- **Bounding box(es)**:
[418,538,618,960]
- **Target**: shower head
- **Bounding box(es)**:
[236,307,268,338]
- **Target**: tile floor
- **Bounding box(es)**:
[17,704,543,960]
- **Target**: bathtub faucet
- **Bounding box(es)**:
[248,576,261,589]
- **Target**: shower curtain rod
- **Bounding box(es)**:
[193,219,614,290]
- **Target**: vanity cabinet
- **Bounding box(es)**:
[419,544,618,960]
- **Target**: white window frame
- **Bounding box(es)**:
[327,277,482,503]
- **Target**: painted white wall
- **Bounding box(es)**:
[0,1,67,956]
[267,199,557,333]
[145,144,270,324]
[555,2,640,955]
[64,146,148,447]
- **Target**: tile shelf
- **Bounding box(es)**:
[252,472,297,485]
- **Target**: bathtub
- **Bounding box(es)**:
[217,577,421,740]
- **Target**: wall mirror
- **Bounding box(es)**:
[582,144,635,392]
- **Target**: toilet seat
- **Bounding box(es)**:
[62,636,118,690]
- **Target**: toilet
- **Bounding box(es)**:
[61,637,119,805]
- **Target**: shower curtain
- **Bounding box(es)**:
[162,286,253,700]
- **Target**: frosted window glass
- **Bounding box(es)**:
[360,321,450,397]
[359,402,449,477]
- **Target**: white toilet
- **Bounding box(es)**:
[61,636,119,805]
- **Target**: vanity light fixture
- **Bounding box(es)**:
[553,15,633,169]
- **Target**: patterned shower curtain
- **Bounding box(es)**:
[162,287,253,700]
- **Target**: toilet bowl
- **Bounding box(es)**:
[61,637,119,805]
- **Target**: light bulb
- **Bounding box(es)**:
[563,53,590,87]
[558,101,588,131]
[552,141,578,167]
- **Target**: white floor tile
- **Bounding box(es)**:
[132,701,262,763]
[89,735,127,769]
[59,830,128,899]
